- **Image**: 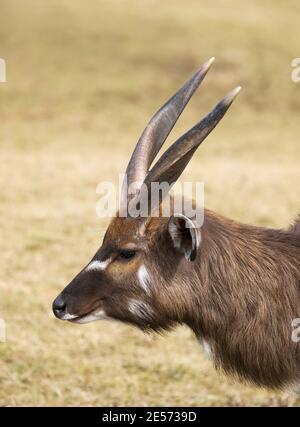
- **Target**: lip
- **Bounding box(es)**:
[67,307,108,324]
[68,313,90,323]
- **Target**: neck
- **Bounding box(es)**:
[185,209,300,388]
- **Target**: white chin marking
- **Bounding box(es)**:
[85,259,111,272]
[70,309,109,324]
[60,312,78,320]
[137,265,151,295]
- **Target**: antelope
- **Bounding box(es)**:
[53,58,300,391]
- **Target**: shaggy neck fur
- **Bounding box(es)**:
[171,210,300,389]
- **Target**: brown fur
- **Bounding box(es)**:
[55,59,287,390]
[54,208,300,390]
[155,210,300,389]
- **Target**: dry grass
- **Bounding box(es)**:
[1,0,300,406]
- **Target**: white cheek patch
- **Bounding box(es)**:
[128,299,154,322]
[137,265,151,295]
[85,259,111,272]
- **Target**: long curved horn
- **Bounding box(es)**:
[141,86,241,209]
[120,57,215,209]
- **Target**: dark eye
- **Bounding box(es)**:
[119,250,136,260]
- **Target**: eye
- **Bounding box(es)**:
[119,250,136,260]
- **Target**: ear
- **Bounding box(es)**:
[167,214,201,262]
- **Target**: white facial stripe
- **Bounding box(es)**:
[137,265,151,295]
[128,299,154,322]
[71,309,108,324]
[85,259,111,272]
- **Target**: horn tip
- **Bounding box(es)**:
[201,57,215,72]
[222,85,242,107]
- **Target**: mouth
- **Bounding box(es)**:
[67,308,108,324]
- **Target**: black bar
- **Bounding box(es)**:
[0,407,298,425]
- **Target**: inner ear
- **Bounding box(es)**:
[168,214,200,262]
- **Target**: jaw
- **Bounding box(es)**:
[68,308,109,324]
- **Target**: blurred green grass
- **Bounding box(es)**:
[0,0,300,406]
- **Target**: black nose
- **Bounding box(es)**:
[53,295,67,319]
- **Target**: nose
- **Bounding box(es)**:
[53,294,67,319]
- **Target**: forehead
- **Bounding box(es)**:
[102,216,168,252]
[103,217,144,248]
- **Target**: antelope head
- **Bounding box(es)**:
[53,58,240,331]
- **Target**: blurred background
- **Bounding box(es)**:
[1,0,300,406]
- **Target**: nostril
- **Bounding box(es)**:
[53,295,67,316]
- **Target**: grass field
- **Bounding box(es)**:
[1,0,300,406]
